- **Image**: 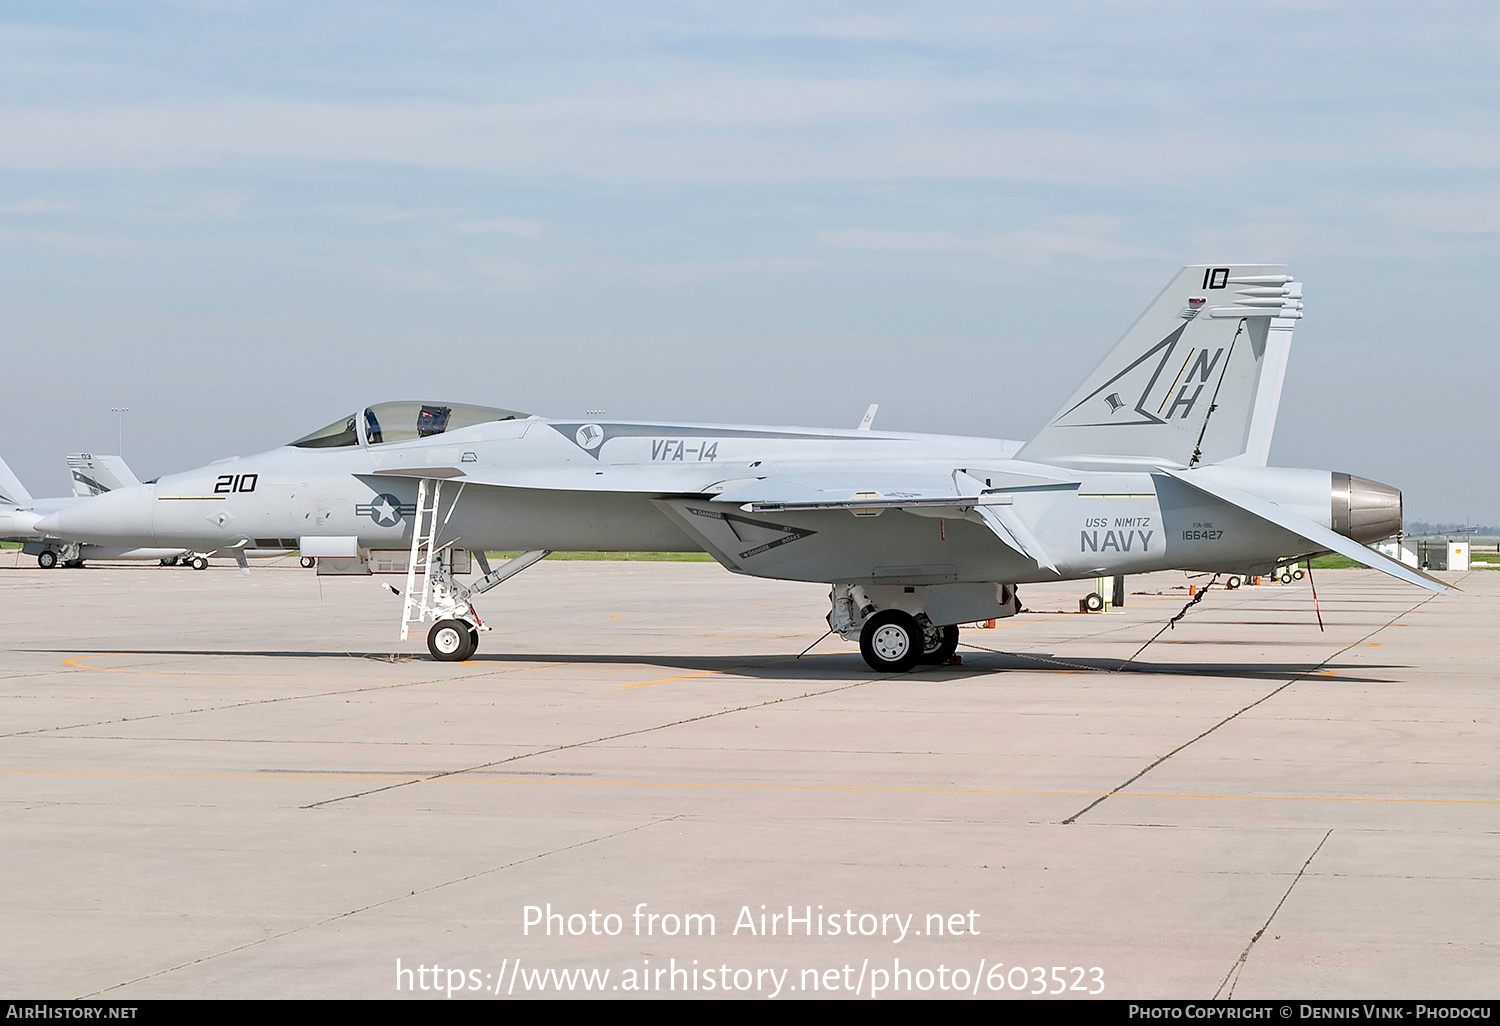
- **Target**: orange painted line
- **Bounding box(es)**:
[3,770,1498,806]
[62,653,545,682]
[618,669,724,690]
[61,654,369,686]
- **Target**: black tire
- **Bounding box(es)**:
[190,556,209,571]
[918,624,960,665]
[1224,575,1241,590]
[1083,592,1105,612]
[1293,569,1305,581]
[859,610,922,673]
[300,556,316,569]
[428,619,476,662]
[63,560,84,569]
[468,626,481,654]
[37,551,58,569]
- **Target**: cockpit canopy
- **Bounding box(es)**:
[289,402,528,449]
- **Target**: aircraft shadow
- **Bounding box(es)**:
[29,647,1402,685]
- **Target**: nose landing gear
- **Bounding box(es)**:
[427,619,477,662]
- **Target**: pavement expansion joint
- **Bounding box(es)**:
[80,814,680,1000]
[300,675,886,809]
[1061,588,1446,825]
[1214,828,1334,999]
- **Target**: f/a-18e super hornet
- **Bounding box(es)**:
[36,264,1446,669]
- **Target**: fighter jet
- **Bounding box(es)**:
[1,453,185,568]
[37,264,1446,668]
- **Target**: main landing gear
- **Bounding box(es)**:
[36,541,84,569]
[859,610,923,673]
[830,582,1017,673]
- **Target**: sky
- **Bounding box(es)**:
[3,1,1499,524]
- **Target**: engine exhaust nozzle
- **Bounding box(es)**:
[1332,472,1402,545]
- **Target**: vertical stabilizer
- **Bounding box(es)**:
[1217,283,1301,466]
[1017,264,1302,469]
[0,456,33,507]
[66,453,141,497]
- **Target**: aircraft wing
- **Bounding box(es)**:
[365,451,726,492]
[1163,469,1453,594]
[365,456,1069,499]
[735,490,1061,573]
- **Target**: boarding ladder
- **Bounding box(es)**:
[397,476,550,640]
[399,477,464,640]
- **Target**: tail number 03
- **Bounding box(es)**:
[213,474,258,494]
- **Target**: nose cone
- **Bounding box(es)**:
[1332,472,1402,544]
[33,485,155,545]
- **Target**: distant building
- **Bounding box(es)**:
[1376,537,1418,567]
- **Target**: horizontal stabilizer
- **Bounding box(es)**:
[1164,469,1453,595]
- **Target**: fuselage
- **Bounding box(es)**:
[37,415,1022,555]
[32,406,1397,587]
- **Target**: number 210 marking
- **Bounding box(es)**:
[213,474,258,494]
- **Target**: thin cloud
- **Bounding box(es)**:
[0,229,145,258]
[818,218,1169,265]
[0,101,1316,185]
[458,218,544,238]
[2,199,78,214]
[472,255,820,295]
[1368,191,1500,234]
[344,261,460,293]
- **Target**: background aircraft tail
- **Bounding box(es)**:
[66,453,141,497]
[0,455,34,507]
[1017,264,1303,469]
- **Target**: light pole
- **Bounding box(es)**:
[110,406,129,457]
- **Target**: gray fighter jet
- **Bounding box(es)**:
[37,264,1445,668]
[1,453,185,567]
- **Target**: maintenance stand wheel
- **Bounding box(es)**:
[190,556,209,571]
[919,624,961,665]
[299,556,316,569]
[37,551,58,569]
[1083,592,1106,612]
[428,619,476,662]
[859,610,922,673]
